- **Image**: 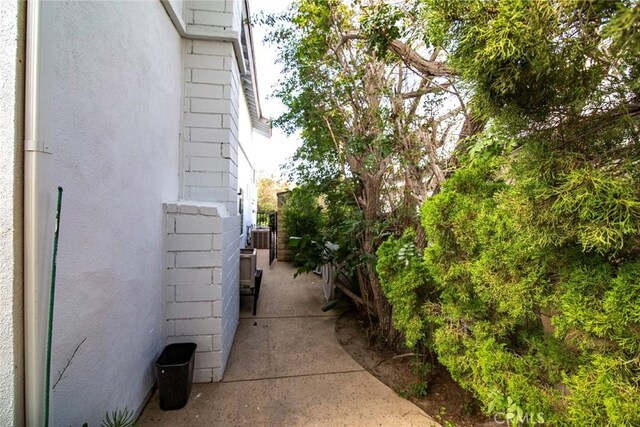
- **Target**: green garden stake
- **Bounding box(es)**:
[45,186,63,427]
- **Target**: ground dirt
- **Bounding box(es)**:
[335,310,499,427]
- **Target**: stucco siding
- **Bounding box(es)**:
[0,1,25,425]
[45,2,182,424]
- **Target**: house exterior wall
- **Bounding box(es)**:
[163,0,255,383]
[182,38,239,215]
[0,2,25,425]
[238,76,258,246]
[44,2,182,424]
[186,0,242,34]
[0,0,261,421]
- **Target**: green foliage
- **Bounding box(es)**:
[487,390,545,427]
[257,176,289,212]
[385,122,638,425]
[359,3,404,60]
[288,236,323,275]
[282,188,324,240]
[423,0,625,123]
[564,354,640,426]
[410,356,433,398]
[282,187,326,273]
[376,229,433,347]
[263,0,467,343]
[554,260,640,354]
[548,168,640,254]
[401,2,640,424]
[417,156,639,425]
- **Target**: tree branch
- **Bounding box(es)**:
[400,85,450,99]
[388,39,453,77]
[334,272,375,313]
[335,32,366,52]
[53,337,87,390]
[336,33,452,78]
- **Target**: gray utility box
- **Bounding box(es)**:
[239,248,257,288]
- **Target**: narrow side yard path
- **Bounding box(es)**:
[139,251,439,426]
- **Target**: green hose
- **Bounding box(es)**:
[45,186,63,427]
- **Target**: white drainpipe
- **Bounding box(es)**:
[24,0,55,425]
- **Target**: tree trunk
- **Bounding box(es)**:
[359,176,401,348]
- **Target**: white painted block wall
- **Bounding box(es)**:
[164,202,239,382]
[237,71,258,245]
[164,0,251,383]
[183,38,241,215]
[0,0,259,424]
[187,0,243,34]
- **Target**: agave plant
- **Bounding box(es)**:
[100,408,136,427]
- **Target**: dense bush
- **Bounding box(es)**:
[282,188,324,239]
[378,146,639,425]
[282,184,363,285]
[376,2,640,424]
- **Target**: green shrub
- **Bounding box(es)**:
[377,149,639,424]
[282,187,326,273]
[282,187,324,239]
[376,229,434,348]
[415,156,640,426]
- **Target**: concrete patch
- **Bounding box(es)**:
[223,317,362,381]
[138,251,440,426]
[139,372,438,426]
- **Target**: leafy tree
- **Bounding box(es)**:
[257,176,289,212]
[261,0,471,345]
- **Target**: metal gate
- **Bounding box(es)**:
[268,212,277,265]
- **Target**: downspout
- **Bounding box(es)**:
[24,0,55,425]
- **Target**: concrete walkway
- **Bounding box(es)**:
[139,251,439,426]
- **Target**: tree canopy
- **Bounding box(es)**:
[263,0,474,343]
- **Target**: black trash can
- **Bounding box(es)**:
[253,269,263,316]
[156,342,197,411]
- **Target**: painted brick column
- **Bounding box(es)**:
[164,202,240,382]
[183,38,240,215]
[162,0,244,383]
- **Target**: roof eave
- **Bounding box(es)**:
[241,0,272,138]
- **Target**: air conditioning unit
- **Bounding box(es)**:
[239,248,257,288]
[251,228,270,249]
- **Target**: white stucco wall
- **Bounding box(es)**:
[44,2,182,424]
[0,1,24,425]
